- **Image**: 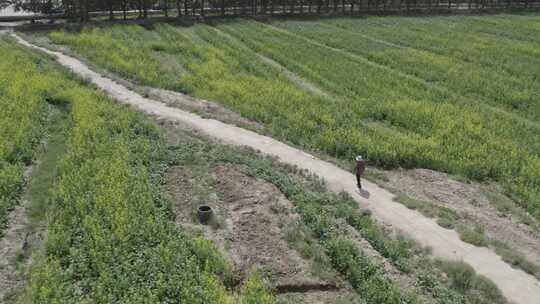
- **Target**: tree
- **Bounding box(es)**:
[0,0,13,10]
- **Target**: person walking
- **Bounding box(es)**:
[355,155,365,189]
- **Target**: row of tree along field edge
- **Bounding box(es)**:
[45,15,540,222]
[0,37,275,303]
[2,0,540,23]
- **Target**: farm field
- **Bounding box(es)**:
[0,40,48,238]
[44,14,540,225]
[0,36,268,303]
[3,12,540,304]
[0,34,510,304]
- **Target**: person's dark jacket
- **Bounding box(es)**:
[355,160,365,176]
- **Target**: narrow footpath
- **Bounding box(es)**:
[13,33,540,304]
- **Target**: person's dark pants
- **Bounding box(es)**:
[356,174,362,189]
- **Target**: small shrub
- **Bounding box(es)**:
[437,207,460,229]
[440,261,476,293]
[470,275,506,304]
[437,217,455,229]
[437,260,505,304]
[240,273,275,304]
[395,194,420,210]
[457,225,489,247]
[284,221,314,259]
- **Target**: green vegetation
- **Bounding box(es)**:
[394,191,540,279]
[220,19,540,220]
[46,14,540,222]
[239,273,275,304]
[0,38,278,303]
[167,130,507,304]
[24,104,70,227]
[1,29,510,303]
[0,37,49,237]
[436,261,504,304]
[395,193,461,230]
[457,225,490,247]
[493,241,540,280]
[279,17,540,120]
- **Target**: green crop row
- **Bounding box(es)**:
[324,16,540,80]
[0,37,49,238]
[46,15,540,222]
[0,39,274,303]
[272,19,540,121]
[437,14,540,45]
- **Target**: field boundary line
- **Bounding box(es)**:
[466,16,540,45]
[309,21,540,112]
[315,21,407,49]
[260,22,459,94]
[322,19,540,77]
[210,26,332,98]
[13,33,540,304]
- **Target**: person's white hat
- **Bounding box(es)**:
[356,155,363,161]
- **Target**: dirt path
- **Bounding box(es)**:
[0,182,31,302]
[13,33,540,304]
[385,169,540,266]
[1,152,45,302]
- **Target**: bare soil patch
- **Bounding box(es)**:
[278,290,359,304]
[0,201,30,302]
[211,164,322,286]
[0,167,45,303]
[166,164,341,288]
[163,123,357,302]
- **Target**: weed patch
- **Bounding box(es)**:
[457,225,490,247]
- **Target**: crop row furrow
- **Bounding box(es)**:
[273,20,540,123]
[327,17,540,80]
